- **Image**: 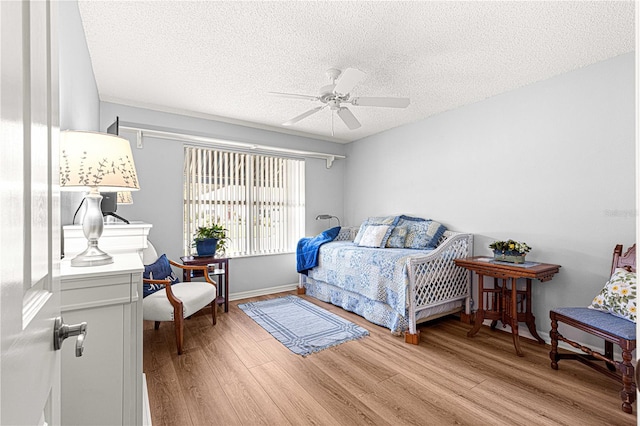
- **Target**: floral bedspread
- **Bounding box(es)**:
[306,241,433,332]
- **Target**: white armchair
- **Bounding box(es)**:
[142,242,217,355]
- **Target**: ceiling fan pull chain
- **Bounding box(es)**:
[331,111,335,137]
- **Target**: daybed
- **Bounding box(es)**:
[298,215,473,343]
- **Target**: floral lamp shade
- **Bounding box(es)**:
[60,130,139,191]
[117,191,133,204]
[59,130,140,267]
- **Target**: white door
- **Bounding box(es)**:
[1,1,62,425]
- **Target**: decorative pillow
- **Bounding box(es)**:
[353,222,369,245]
[396,215,426,247]
[143,254,179,298]
[357,225,392,248]
[353,216,400,244]
[336,227,354,241]
[589,268,637,323]
[404,220,447,249]
[386,225,408,248]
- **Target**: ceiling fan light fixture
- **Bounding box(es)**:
[328,99,341,110]
[272,67,410,133]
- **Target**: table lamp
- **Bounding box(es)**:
[117,191,133,204]
[60,130,140,266]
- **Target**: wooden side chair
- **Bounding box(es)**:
[550,244,636,414]
[142,242,217,355]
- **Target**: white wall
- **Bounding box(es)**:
[58,0,346,296]
[58,0,100,226]
[344,52,636,345]
[100,102,346,295]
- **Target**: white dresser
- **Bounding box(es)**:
[60,226,150,425]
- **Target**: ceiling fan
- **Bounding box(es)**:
[269,68,410,136]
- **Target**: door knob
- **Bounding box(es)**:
[53,316,87,357]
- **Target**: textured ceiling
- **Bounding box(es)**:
[77,1,635,143]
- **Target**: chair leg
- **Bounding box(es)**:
[605,341,616,372]
[211,302,217,326]
[174,306,184,355]
[154,321,160,330]
[620,348,636,414]
[549,315,559,370]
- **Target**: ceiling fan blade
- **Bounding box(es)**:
[268,91,318,101]
[350,97,410,108]
[333,68,366,95]
[337,107,361,130]
[282,106,324,126]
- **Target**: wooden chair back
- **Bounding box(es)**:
[611,243,636,274]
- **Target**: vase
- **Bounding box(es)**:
[195,238,218,257]
[493,249,525,264]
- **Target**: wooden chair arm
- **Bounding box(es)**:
[168,259,207,271]
[201,268,218,286]
[143,278,171,286]
[167,259,218,287]
[143,278,182,310]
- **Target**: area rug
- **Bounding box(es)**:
[238,295,369,356]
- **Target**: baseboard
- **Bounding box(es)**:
[229,283,298,301]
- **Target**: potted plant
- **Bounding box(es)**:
[489,239,531,264]
[192,223,229,257]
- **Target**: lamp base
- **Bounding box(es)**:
[70,243,113,267]
[71,189,114,267]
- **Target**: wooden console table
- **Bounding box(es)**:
[180,256,230,313]
[454,256,561,356]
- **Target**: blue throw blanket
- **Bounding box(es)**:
[296,226,341,274]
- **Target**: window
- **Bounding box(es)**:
[183,146,305,257]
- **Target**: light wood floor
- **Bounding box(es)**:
[143,291,636,426]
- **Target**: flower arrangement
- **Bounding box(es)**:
[489,239,531,255]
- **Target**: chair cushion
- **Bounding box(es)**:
[588,268,636,323]
[143,254,179,298]
[143,282,217,321]
[552,307,636,340]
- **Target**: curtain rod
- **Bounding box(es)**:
[118,123,346,169]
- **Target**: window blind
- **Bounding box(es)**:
[184,146,305,257]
